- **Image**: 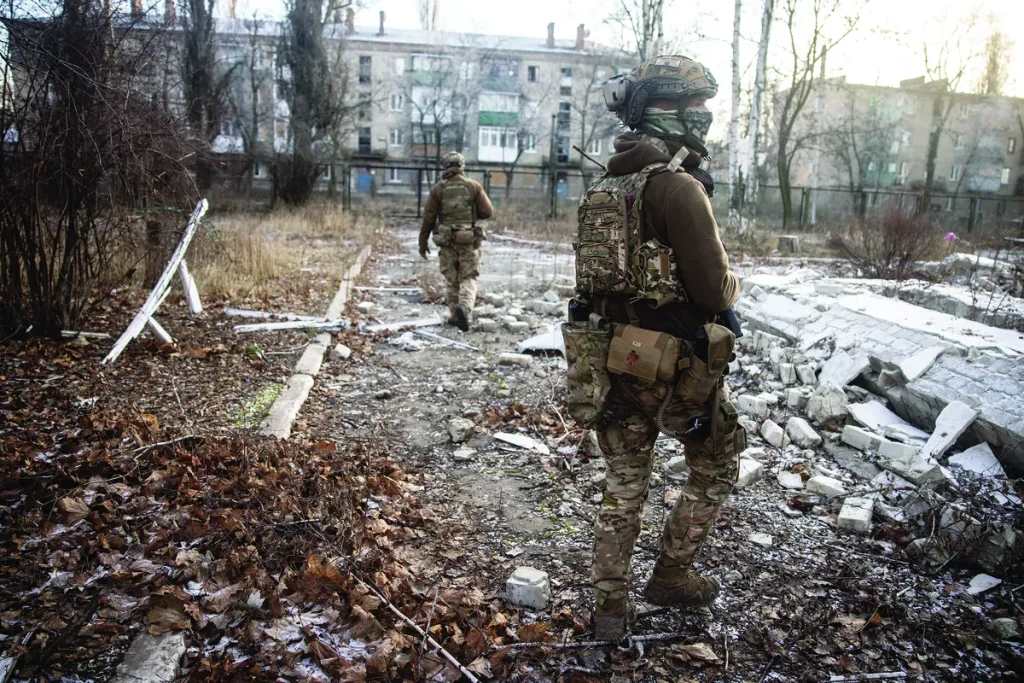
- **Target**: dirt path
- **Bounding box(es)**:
[302,225,1022,681]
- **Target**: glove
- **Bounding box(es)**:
[419,244,430,259]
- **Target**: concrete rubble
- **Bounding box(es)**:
[506,566,551,610]
[728,265,1022,574]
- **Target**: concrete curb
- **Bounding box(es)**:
[110,632,186,683]
[259,244,373,440]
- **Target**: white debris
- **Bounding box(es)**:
[837,496,874,533]
[878,439,920,459]
[506,567,551,609]
[516,326,565,356]
[796,364,817,385]
[735,459,765,489]
[356,301,375,315]
[948,442,1005,478]
[508,321,531,333]
[448,418,476,443]
[806,384,849,425]
[494,432,550,455]
[785,388,809,410]
[966,573,1002,596]
[806,475,846,497]
[736,394,770,421]
[329,343,353,361]
[453,447,476,462]
[777,470,805,490]
[785,417,821,447]
[498,352,534,367]
[919,400,980,461]
[848,401,912,434]
[842,425,881,452]
[818,349,871,388]
[779,363,797,385]
[899,345,947,382]
[760,420,790,448]
[664,455,689,475]
[884,423,930,443]
[477,318,499,332]
[748,532,773,548]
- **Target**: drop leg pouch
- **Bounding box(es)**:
[561,320,612,427]
[676,323,736,404]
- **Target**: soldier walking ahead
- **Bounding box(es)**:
[562,55,745,641]
[419,151,494,331]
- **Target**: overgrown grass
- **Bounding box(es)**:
[228,382,282,428]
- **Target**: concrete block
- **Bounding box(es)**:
[779,363,797,385]
[508,321,531,333]
[948,442,1005,477]
[260,374,315,439]
[878,439,920,459]
[785,417,821,447]
[356,301,375,315]
[498,353,533,367]
[777,470,805,489]
[806,384,849,425]
[448,418,476,443]
[796,364,817,385]
[748,532,773,547]
[819,349,871,388]
[837,496,874,533]
[849,401,910,434]
[294,334,330,376]
[476,318,499,332]
[506,566,550,610]
[329,343,352,361]
[919,400,980,461]
[735,458,764,489]
[111,633,186,683]
[736,394,770,421]
[760,419,790,448]
[786,388,809,410]
[806,475,846,497]
[899,345,946,382]
[842,425,881,452]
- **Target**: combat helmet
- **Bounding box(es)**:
[443,151,465,169]
[603,55,718,155]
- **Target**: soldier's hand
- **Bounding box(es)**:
[419,245,429,259]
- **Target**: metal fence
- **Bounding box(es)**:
[336,162,1024,234]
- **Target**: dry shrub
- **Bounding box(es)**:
[840,204,943,280]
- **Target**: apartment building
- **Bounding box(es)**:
[784,76,1024,217]
[210,11,628,196]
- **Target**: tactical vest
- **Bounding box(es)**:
[439,175,474,227]
[574,163,687,308]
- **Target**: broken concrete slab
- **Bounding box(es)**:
[448,418,476,444]
[838,497,874,533]
[948,442,1005,478]
[748,532,773,547]
[966,573,1002,596]
[497,353,534,367]
[899,345,947,382]
[806,475,846,497]
[293,333,331,376]
[494,432,550,455]
[110,632,186,683]
[356,301,375,315]
[506,567,550,610]
[806,384,849,425]
[849,401,915,434]
[878,439,920,460]
[329,343,353,361]
[260,374,315,439]
[919,401,980,461]
[777,470,805,490]
[842,425,880,452]
[884,423,930,443]
[736,394,770,421]
[785,417,821,447]
[735,459,765,489]
[760,419,790,448]
[819,349,871,388]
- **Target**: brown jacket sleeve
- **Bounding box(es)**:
[648,174,740,313]
[419,183,444,251]
[468,180,494,220]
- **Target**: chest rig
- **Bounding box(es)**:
[574,160,688,309]
[439,176,474,226]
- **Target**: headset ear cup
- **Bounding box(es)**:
[626,85,648,128]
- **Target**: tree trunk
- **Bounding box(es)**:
[742,0,774,234]
[727,0,742,230]
[778,143,792,228]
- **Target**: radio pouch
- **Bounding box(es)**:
[606,324,680,383]
[561,316,613,427]
[676,322,735,403]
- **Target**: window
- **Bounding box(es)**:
[902,131,911,145]
[949,164,963,182]
[945,196,955,212]
[996,200,1007,215]
[527,65,538,82]
[1009,137,1018,154]
[257,122,270,142]
[587,138,602,155]
[556,136,570,163]
[274,118,289,141]
[392,57,405,75]
[955,134,965,150]
[389,167,402,183]
[321,165,332,181]
[523,134,537,152]
[220,119,236,136]
[389,93,405,112]
[557,102,571,131]
[481,57,519,80]
[389,128,404,146]
[889,140,900,155]
[866,160,876,172]
[358,127,371,154]
[253,162,265,178]
[411,54,450,72]
[478,126,517,151]
[358,92,371,121]
[1001,167,1011,185]
[359,56,372,85]
[560,67,572,97]
[479,93,519,112]
[887,162,897,174]
[561,67,573,78]
[459,61,475,82]
[958,101,969,119]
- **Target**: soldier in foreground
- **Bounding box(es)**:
[562,55,744,641]
[419,151,494,331]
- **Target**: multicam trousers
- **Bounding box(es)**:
[438,244,480,317]
[592,374,744,611]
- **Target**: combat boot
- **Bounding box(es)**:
[593,596,634,643]
[642,562,720,608]
[453,306,470,332]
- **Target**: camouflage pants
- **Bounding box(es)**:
[592,375,743,611]
[438,244,480,316]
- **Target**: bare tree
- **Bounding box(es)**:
[727,0,742,229]
[418,0,438,31]
[571,57,621,184]
[772,0,862,228]
[494,88,554,198]
[606,0,668,61]
[976,25,1012,96]
[225,14,275,193]
[409,47,485,166]
[740,0,773,234]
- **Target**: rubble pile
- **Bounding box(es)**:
[728,322,1022,575]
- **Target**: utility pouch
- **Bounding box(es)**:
[676,322,736,403]
[606,324,680,383]
[561,315,613,427]
[473,225,487,244]
[433,223,452,247]
[452,227,476,245]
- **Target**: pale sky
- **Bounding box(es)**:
[236,0,1024,141]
